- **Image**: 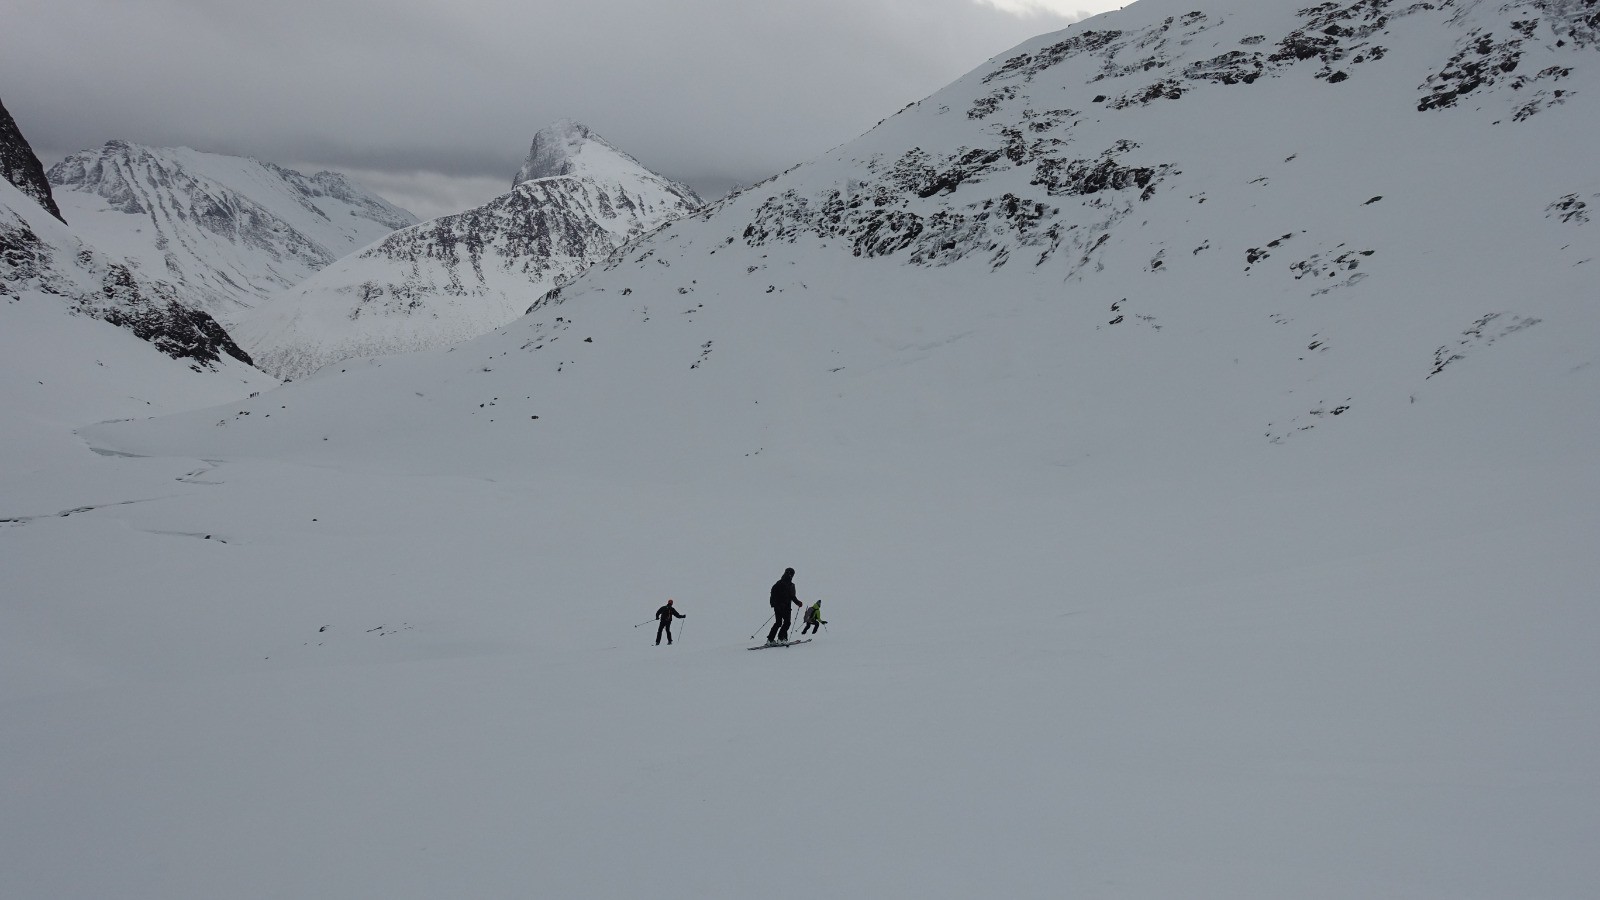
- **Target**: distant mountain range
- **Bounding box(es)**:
[235,119,703,381]
[46,141,417,320]
[7,113,709,386]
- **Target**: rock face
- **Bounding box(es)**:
[236,120,702,381]
[46,142,416,319]
[0,96,64,224]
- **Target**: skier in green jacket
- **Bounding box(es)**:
[800,600,826,635]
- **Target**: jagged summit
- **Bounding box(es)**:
[513,118,600,184]
[512,120,700,206]
[0,96,64,223]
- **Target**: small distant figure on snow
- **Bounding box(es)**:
[766,567,803,645]
[655,598,685,645]
[801,600,826,635]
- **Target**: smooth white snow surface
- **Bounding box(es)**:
[5,1,1600,897]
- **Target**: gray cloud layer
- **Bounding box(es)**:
[2,0,1117,218]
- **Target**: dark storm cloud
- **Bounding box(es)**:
[1,0,1114,217]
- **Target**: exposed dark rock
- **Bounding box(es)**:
[0,96,65,223]
[984,30,1124,84]
[1185,51,1268,85]
[95,264,253,367]
[1547,193,1590,223]
[1419,30,1527,110]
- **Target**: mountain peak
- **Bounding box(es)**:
[512,119,629,186]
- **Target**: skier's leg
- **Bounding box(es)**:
[656,621,666,645]
[767,613,781,642]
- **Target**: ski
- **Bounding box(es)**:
[747,638,813,650]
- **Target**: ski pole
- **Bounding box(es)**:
[750,613,772,640]
[633,618,654,628]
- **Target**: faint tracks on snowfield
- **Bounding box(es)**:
[0,495,173,526]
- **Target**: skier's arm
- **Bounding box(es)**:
[674,608,686,618]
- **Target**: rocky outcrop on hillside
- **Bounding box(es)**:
[0,96,64,223]
[716,0,1598,282]
[2,185,251,368]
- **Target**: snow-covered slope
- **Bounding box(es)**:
[46,142,416,319]
[234,120,702,381]
[10,2,1600,898]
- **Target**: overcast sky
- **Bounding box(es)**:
[2,0,1125,220]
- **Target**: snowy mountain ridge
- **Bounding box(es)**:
[235,120,703,381]
[46,141,417,319]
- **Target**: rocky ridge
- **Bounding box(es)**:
[0,96,64,224]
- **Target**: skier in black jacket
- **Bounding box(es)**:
[766,568,803,644]
[655,599,685,645]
